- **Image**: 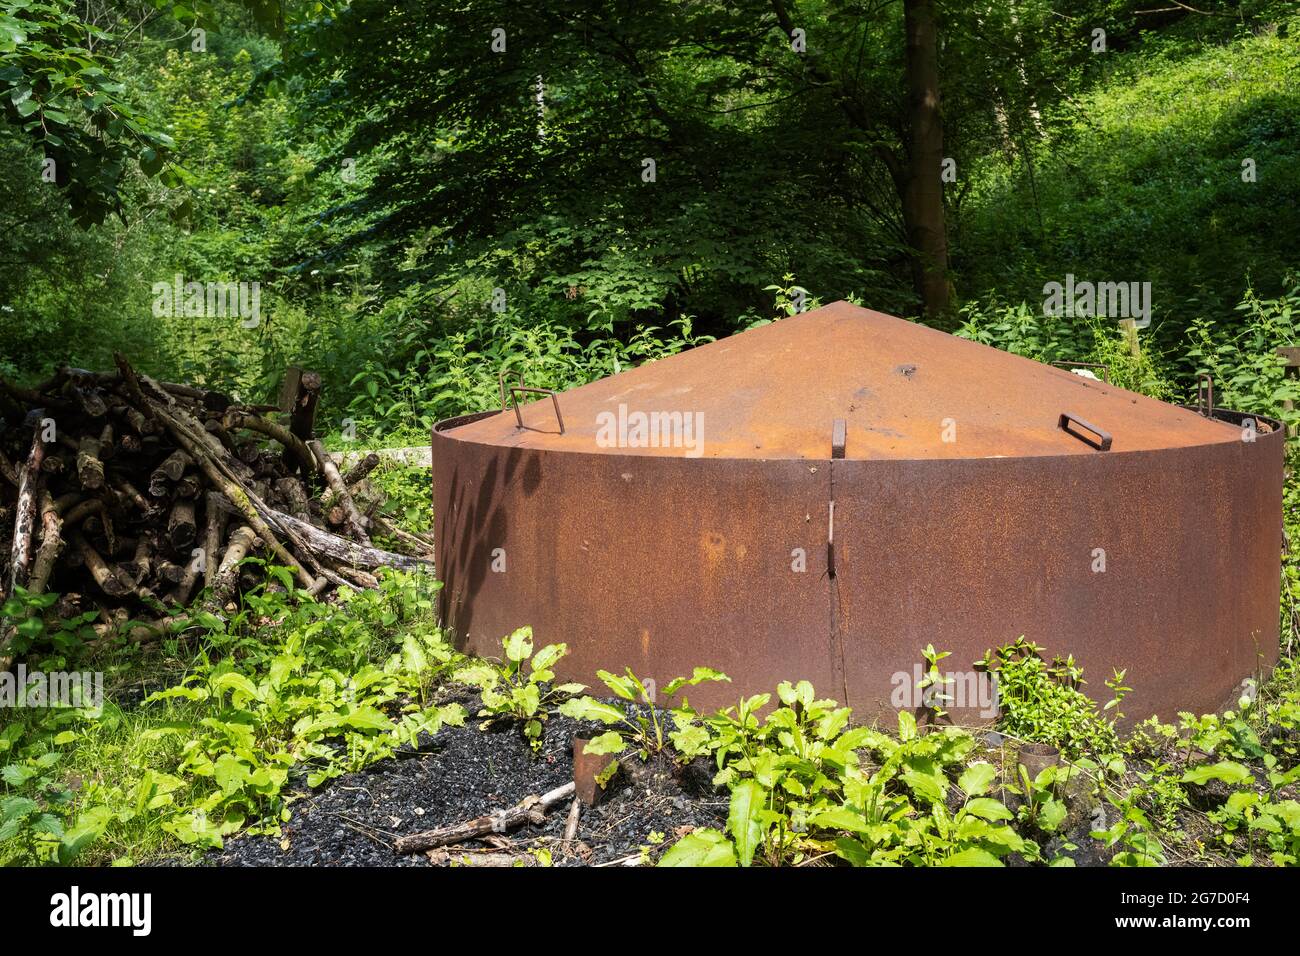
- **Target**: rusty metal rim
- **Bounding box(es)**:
[432,407,1278,463]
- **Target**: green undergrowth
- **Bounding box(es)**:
[651,647,1300,868]
[1,570,461,865]
[3,568,1299,868]
[960,27,1300,341]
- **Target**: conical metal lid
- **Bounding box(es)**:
[443,301,1240,460]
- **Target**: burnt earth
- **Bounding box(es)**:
[204,712,726,868]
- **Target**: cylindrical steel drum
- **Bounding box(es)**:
[431,302,1283,722]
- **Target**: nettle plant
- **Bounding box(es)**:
[977,637,1125,765]
[662,683,1037,868]
[1171,687,1300,865]
[140,572,465,849]
[0,587,99,658]
[1185,275,1300,432]
[560,667,730,762]
[453,627,586,752]
[0,707,109,866]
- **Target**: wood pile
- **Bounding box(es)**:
[0,356,434,662]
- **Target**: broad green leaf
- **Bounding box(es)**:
[529,643,567,674]
[213,754,250,794]
[452,663,499,689]
[1039,797,1068,832]
[658,829,737,867]
[596,670,638,701]
[901,759,946,805]
[808,806,871,834]
[727,779,766,867]
[503,626,533,663]
[897,710,918,741]
[341,706,395,732]
[1179,761,1254,787]
[941,847,1004,867]
[211,672,260,704]
[964,797,1013,822]
[663,667,730,697]
[559,697,626,724]
[1,765,37,787]
[581,731,624,755]
[400,635,427,674]
[958,762,998,797]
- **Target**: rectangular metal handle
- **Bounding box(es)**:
[498,368,524,409]
[509,386,565,435]
[1059,412,1112,451]
[1197,373,1215,419]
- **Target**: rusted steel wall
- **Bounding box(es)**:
[433,408,1283,724]
[432,429,838,711]
[832,416,1284,723]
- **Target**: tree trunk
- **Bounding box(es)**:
[903,0,950,319]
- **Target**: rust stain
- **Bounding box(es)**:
[701,532,726,565]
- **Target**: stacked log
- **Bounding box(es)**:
[0,359,434,663]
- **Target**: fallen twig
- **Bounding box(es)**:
[394,782,576,854]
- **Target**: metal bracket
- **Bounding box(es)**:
[509,386,566,435]
[1058,412,1112,452]
[1051,361,1111,384]
[498,368,524,409]
[831,419,846,460]
[1196,373,1215,419]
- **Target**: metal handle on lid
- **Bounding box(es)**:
[509,386,565,435]
[1197,373,1215,419]
[1059,412,1112,451]
[498,368,524,409]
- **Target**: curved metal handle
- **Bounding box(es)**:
[1051,361,1111,384]
[498,368,524,409]
[1197,373,1215,419]
[1059,412,1112,451]
[509,386,565,435]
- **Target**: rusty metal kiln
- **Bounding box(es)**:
[431,302,1283,722]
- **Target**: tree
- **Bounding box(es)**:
[901,0,947,317]
[0,0,176,225]
[259,0,1093,325]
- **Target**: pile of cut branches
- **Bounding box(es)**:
[0,357,433,662]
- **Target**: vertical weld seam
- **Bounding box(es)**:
[828,460,849,707]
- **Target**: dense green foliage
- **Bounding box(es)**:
[959,27,1300,342]
[3,1,1300,870]
[2,569,460,864]
[2,1,1297,439]
[5,566,1299,867]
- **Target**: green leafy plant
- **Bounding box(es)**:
[0,707,112,865]
[1011,764,1069,835]
[136,571,464,849]
[1185,276,1300,433]
[560,666,729,762]
[917,643,955,719]
[453,626,585,751]
[666,688,1036,868]
[1092,790,1168,867]
[0,587,98,658]
[979,637,1122,762]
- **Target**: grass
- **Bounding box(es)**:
[960,26,1300,339]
